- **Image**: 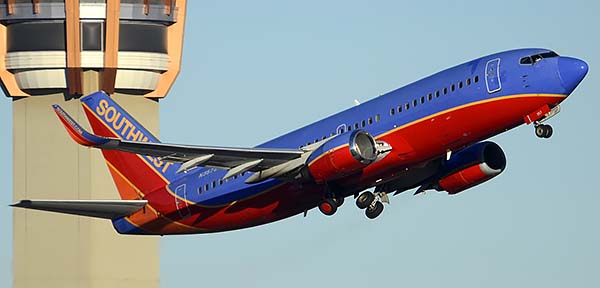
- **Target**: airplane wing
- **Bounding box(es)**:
[54,104,310,182]
[11,199,147,219]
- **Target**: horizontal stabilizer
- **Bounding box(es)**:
[11,199,148,219]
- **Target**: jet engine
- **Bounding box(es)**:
[435,142,506,194]
[307,130,378,183]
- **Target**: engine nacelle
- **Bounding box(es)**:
[307,130,378,183]
[436,142,506,194]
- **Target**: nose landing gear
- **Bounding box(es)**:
[529,104,560,139]
[535,124,553,138]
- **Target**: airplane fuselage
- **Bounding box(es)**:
[110,48,587,234]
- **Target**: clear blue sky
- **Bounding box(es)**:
[2,0,599,287]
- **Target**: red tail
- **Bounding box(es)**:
[77,91,179,199]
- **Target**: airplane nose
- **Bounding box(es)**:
[558,56,589,93]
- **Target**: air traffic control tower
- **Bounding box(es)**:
[1,1,186,287]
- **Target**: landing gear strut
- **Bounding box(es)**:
[355,191,386,219]
[535,124,553,138]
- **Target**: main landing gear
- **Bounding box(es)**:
[355,191,387,219]
[318,196,344,216]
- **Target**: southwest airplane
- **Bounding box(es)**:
[12,48,588,235]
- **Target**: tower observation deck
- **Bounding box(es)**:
[1,1,187,287]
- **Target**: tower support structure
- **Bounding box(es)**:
[1,1,187,287]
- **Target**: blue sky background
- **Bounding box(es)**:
[2,0,600,287]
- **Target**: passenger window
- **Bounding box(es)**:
[390,108,395,116]
[219,179,223,185]
[322,136,326,140]
[375,114,380,122]
[205,184,209,191]
[347,125,352,131]
[443,88,448,95]
[428,93,432,101]
[451,84,455,92]
[458,81,463,89]
[466,78,471,85]
[405,103,410,110]
[474,76,479,83]
[211,181,216,188]
[361,120,366,127]
[413,99,417,107]
[198,187,202,194]
[435,91,440,98]
[420,96,425,104]
[354,123,359,129]
[397,106,402,113]
[330,132,335,136]
[368,117,373,125]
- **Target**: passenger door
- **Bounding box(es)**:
[485,58,502,93]
[174,184,191,219]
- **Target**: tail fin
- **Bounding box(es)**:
[70,91,177,199]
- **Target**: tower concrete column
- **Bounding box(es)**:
[2,1,187,287]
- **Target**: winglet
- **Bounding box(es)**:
[53,104,110,147]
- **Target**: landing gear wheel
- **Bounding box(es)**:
[543,125,553,138]
[365,201,384,219]
[334,196,344,207]
[356,192,375,209]
[535,124,553,138]
[318,198,338,216]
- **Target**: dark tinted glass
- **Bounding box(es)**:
[119,22,167,53]
[81,22,103,51]
[7,21,65,51]
[540,51,559,58]
[520,57,532,64]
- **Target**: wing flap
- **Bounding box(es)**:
[11,199,148,219]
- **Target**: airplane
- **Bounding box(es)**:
[11,48,588,235]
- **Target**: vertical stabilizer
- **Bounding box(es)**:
[79,91,180,199]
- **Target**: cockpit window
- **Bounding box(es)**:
[540,51,559,58]
[519,51,559,65]
[520,56,532,64]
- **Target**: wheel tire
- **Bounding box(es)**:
[543,125,553,138]
[356,192,375,209]
[334,196,344,207]
[318,198,338,216]
[365,202,384,219]
[535,125,546,138]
